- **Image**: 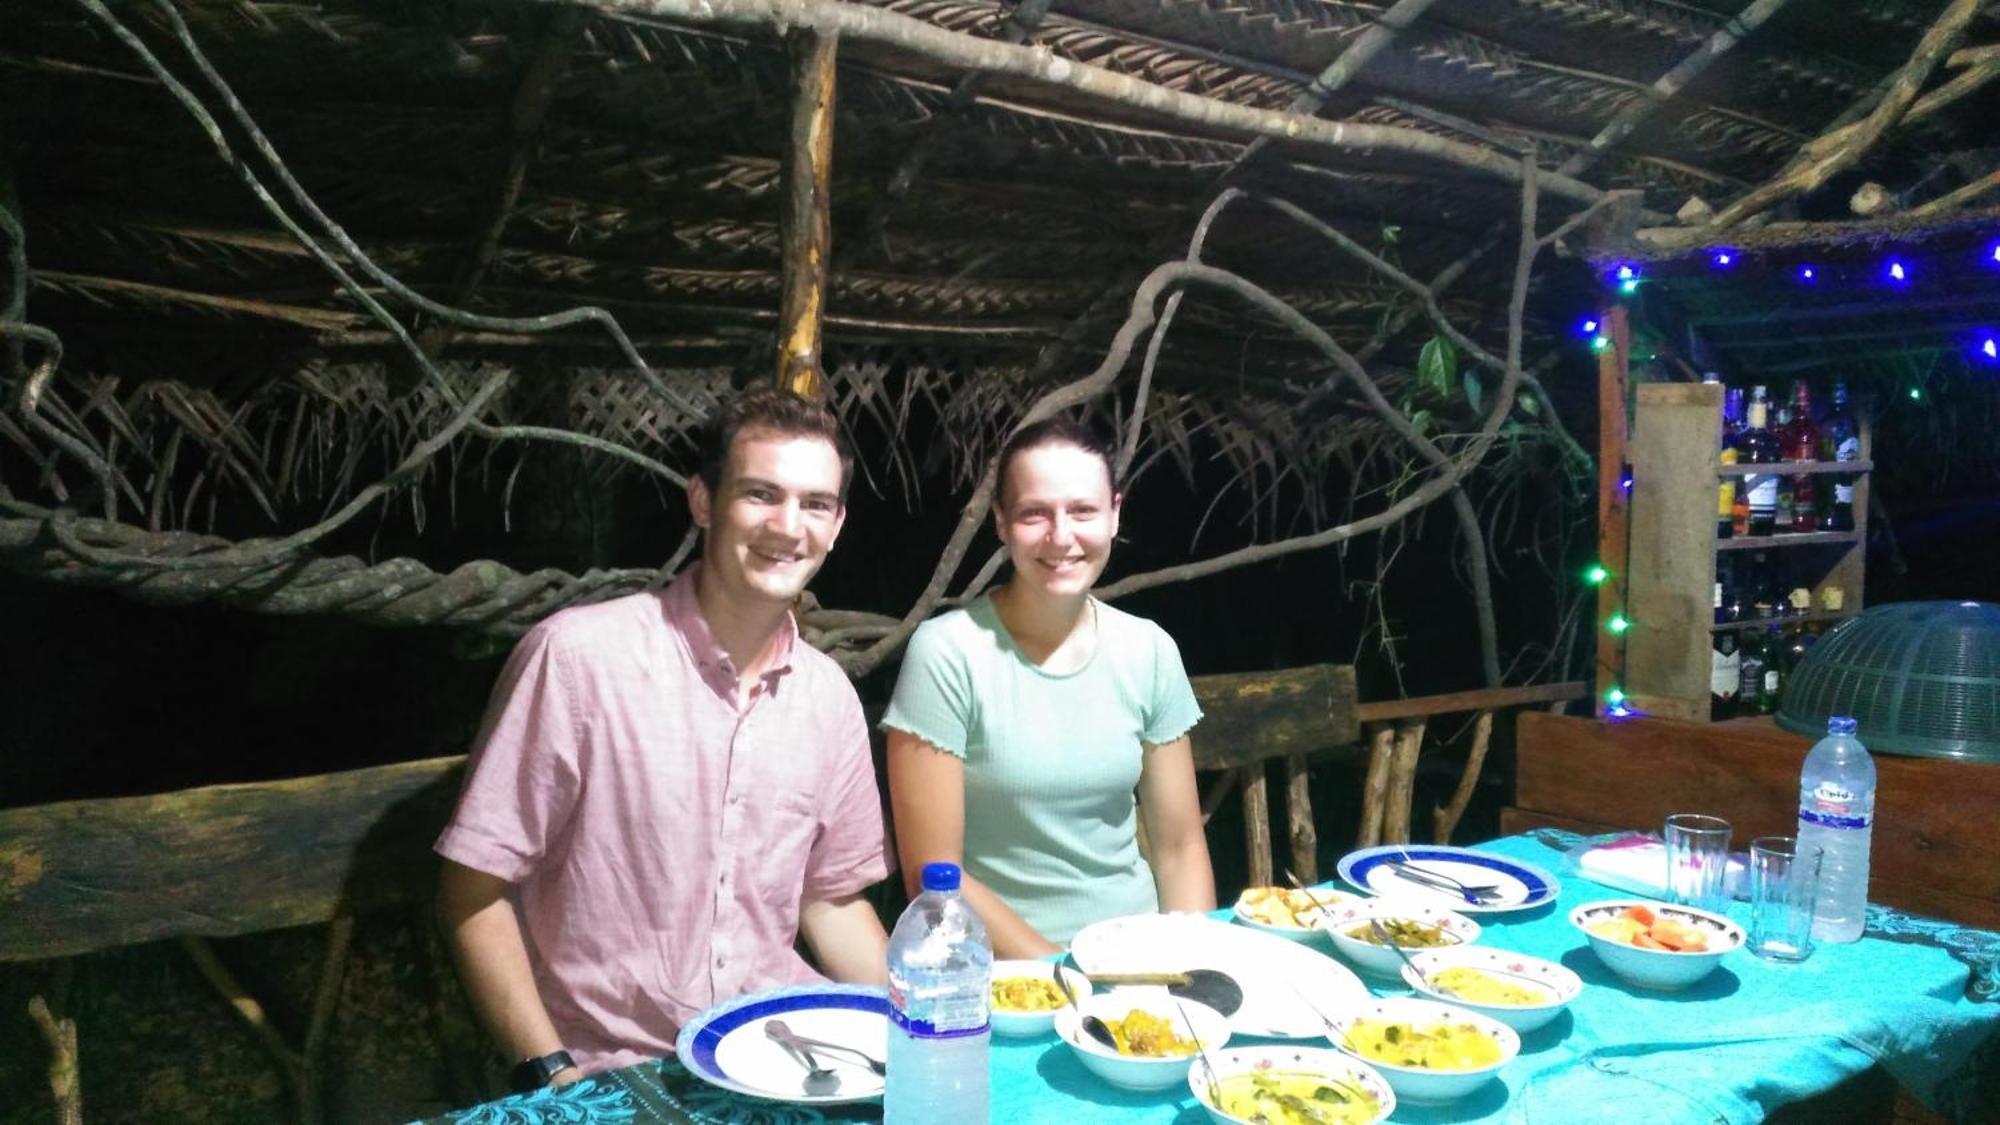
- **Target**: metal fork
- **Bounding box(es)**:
[764,1019,886,1076]
[1385,859,1506,906]
[764,1019,843,1094]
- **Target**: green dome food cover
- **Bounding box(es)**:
[1777,601,2000,761]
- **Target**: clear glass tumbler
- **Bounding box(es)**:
[1748,836,1822,962]
[1664,813,1733,913]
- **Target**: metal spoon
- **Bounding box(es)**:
[763,1019,841,1095]
[1081,969,1245,1017]
[1369,918,1438,991]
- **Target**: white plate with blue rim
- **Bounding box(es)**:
[1338,845,1562,914]
[674,984,889,1104]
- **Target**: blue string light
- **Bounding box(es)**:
[1577,316,1600,336]
[1797,265,1817,283]
[1885,258,1909,284]
[1710,249,1736,268]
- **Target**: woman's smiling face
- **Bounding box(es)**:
[995,440,1120,601]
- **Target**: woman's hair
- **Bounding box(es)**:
[694,386,855,499]
[994,414,1119,508]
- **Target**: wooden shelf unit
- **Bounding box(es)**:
[1620,381,1872,722]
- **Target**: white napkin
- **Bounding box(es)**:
[1575,834,1746,899]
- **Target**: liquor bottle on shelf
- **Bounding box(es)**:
[1821,381,1858,533]
[1740,387,1781,535]
[1782,626,1818,679]
[1738,626,1769,715]
[1716,381,1738,540]
[1711,625,1741,721]
[1749,552,1781,620]
[1783,383,1821,461]
[1820,381,1859,462]
[1759,624,1784,715]
[1783,384,1820,530]
[1774,472,1796,532]
[1716,556,1738,624]
[1725,388,1750,536]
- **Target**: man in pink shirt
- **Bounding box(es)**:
[435,387,891,1092]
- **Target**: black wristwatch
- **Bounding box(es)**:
[509,1050,576,1093]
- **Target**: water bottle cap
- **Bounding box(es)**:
[1828,716,1858,735]
[920,862,961,892]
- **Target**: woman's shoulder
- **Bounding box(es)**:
[905,598,1006,659]
[1091,598,1179,650]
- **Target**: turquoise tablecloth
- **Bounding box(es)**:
[420,832,2000,1124]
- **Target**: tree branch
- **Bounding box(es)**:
[1710,0,1986,229]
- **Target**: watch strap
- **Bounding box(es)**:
[509,1049,576,1093]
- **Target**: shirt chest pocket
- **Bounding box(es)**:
[731,787,822,908]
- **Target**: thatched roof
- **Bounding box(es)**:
[8,0,1994,384]
[2,0,1997,659]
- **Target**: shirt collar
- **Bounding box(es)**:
[664,563,798,694]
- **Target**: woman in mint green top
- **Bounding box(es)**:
[882,417,1216,955]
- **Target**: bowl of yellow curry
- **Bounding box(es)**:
[989,960,1091,1037]
[1327,997,1518,1104]
[1317,898,1481,978]
[1399,947,1581,1033]
[1188,1045,1395,1125]
[1054,993,1232,1091]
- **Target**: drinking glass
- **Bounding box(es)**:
[1664,813,1733,913]
[1748,836,1822,962]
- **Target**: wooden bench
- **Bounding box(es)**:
[0,662,1358,1122]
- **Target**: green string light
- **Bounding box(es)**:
[1590,334,1612,354]
[1584,563,1610,586]
[1608,614,1631,635]
[1605,687,1627,706]
[1618,278,1640,297]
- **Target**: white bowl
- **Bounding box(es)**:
[1401,947,1582,1033]
[1318,898,1482,977]
[1571,899,1744,991]
[1054,992,1232,1092]
[1327,996,1519,1105]
[988,960,1091,1037]
[1232,885,1362,942]
[1188,1045,1396,1125]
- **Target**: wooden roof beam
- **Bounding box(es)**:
[417,8,583,361]
[548,0,1612,208]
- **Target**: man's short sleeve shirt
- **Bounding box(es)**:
[435,568,889,1073]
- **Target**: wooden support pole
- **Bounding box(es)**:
[1382,720,1426,845]
[1594,304,1632,715]
[1357,723,1395,848]
[777,29,838,399]
[1284,753,1317,884]
[181,935,316,1123]
[1240,763,1273,888]
[1432,710,1495,845]
[27,962,80,1125]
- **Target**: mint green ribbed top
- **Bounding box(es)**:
[880,594,1203,944]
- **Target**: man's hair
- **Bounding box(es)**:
[694,386,855,499]
[994,414,1120,509]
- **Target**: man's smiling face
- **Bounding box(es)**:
[689,429,847,608]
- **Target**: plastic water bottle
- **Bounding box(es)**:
[884,862,991,1124]
[1796,716,1876,943]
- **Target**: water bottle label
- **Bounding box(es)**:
[889,1008,989,1039]
[888,982,989,1038]
[1799,805,1871,830]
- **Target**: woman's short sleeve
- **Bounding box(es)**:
[1143,623,1203,746]
[879,616,977,758]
